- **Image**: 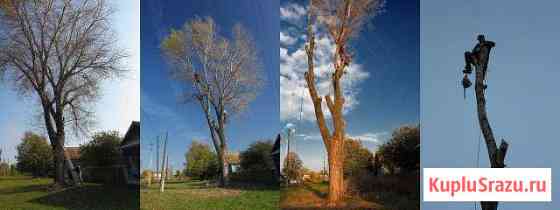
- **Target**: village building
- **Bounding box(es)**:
[62,121,140,185]
[271,134,281,179]
[227,152,240,173]
[120,121,140,185]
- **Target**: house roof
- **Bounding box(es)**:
[121,121,140,149]
[271,134,281,155]
[227,152,240,164]
[64,147,80,160]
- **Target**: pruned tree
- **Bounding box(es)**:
[0,0,127,186]
[161,17,263,186]
[304,0,383,204]
[461,35,508,210]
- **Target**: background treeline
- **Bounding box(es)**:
[4,131,123,178]
[152,139,277,185]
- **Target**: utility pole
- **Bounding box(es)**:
[160,132,168,192]
[461,35,509,210]
[147,142,154,186]
[166,155,170,181]
[156,136,160,182]
[285,127,295,184]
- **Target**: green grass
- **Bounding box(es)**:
[140,180,280,210]
[0,176,139,210]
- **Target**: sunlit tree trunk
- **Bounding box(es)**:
[304,10,348,204]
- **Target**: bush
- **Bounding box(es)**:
[80,131,122,167]
[238,140,276,184]
[376,125,420,174]
[16,132,53,177]
[184,141,219,180]
[344,138,375,177]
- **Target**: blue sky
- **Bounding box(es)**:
[421,1,560,209]
[280,0,419,171]
[140,0,280,171]
[0,0,139,163]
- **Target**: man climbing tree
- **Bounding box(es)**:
[160,17,263,186]
[461,35,509,210]
[304,0,383,205]
[0,0,127,187]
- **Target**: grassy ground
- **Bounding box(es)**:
[280,182,385,210]
[0,176,139,210]
[140,180,280,210]
[281,180,419,210]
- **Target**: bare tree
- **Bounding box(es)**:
[304,0,383,205]
[0,0,127,186]
[462,35,508,210]
[161,17,263,186]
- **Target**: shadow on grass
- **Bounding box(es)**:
[143,180,279,192]
[29,184,139,210]
[302,183,327,199]
[282,208,378,210]
[0,184,46,194]
[222,182,279,192]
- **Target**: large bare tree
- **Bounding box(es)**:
[161,17,263,186]
[304,0,383,204]
[0,0,127,186]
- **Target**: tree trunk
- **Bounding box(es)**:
[53,135,66,185]
[473,37,508,210]
[303,8,347,205]
[220,151,229,186]
[219,144,230,187]
[327,136,344,205]
[198,98,230,187]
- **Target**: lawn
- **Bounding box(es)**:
[280,182,385,210]
[0,176,139,210]
[140,180,280,210]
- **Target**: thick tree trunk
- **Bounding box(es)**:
[198,98,230,187]
[53,133,80,186]
[54,141,65,185]
[304,9,348,205]
[327,136,344,205]
[218,103,230,187]
[219,148,230,186]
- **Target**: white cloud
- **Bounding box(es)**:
[349,132,389,143]
[280,2,369,123]
[280,31,297,45]
[280,3,306,21]
[280,34,369,122]
[297,133,321,141]
[295,131,387,143]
